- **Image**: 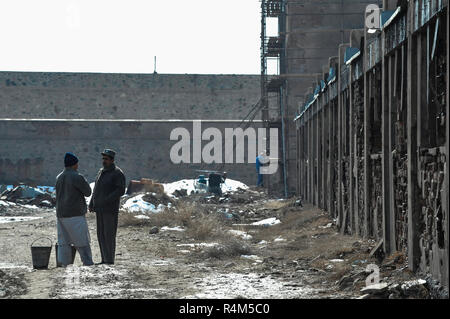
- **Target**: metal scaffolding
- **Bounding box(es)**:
[261,0,288,196]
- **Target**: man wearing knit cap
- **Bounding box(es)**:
[89,149,126,265]
[55,152,94,266]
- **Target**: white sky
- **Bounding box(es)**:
[0,0,276,75]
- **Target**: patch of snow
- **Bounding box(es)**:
[318,223,333,229]
[329,259,344,263]
[221,179,248,193]
[21,204,40,210]
[176,243,219,249]
[185,272,318,299]
[147,259,175,266]
[0,200,12,207]
[401,279,427,290]
[161,226,185,232]
[273,236,286,242]
[240,255,263,263]
[134,215,150,220]
[228,230,252,240]
[251,217,281,226]
[163,179,196,197]
[0,262,31,270]
[162,178,248,198]
[0,216,43,224]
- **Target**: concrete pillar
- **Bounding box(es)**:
[349,73,355,234]
[382,49,396,255]
[338,44,349,231]
[363,31,371,238]
[350,29,364,236]
[308,108,313,203]
[313,102,318,205]
[444,1,449,287]
[298,123,301,198]
[328,95,334,216]
[317,101,322,208]
[407,5,421,271]
[322,92,327,211]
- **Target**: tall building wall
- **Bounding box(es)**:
[283,0,379,194]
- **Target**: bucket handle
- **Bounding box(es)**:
[31,237,52,248]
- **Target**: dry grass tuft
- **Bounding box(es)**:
[119,201,227,241]
[118,209,151,227]
[145,204,193,228]
[328,264,353,281]
[185,212,224,240]
[262,199,293,211]
[203,237,252,259]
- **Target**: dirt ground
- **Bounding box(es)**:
[0,188,424,299]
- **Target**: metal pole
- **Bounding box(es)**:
[280,85,288,198]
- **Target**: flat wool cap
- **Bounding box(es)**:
[101,149,116,159]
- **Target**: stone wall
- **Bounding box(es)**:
[0,72,260,120]
[0,119,266,186]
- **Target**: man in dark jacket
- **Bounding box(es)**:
[89,149,126,265]
[55,152,94,266]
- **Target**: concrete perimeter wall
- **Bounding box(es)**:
[0,120,265,186]
[0,72,260,120]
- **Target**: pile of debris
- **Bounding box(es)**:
[141,192,173,207]
[359,279,435,299]
[0,184,56,208]
[0,269,27,298]
[126,178,165,195]
[186,188,266,205]
[122,178,174,213]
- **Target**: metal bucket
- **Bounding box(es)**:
[55,243,77,267]
[30,237,52,269]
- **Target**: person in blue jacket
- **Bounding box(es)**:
[256,151,265,187]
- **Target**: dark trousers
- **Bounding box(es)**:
[96,211,118,264]
[257,172,263,187]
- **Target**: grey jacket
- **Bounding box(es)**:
[55,168,92,218]
[89,164,126,214]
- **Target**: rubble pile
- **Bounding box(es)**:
[331,245,448,299]
[121,193,172,214]
[0,269,27,298]
[142,192,174,207]
[189,188,266,205]
[0,184,56,208]
[359,279,433,299]
[126,178,165,195]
